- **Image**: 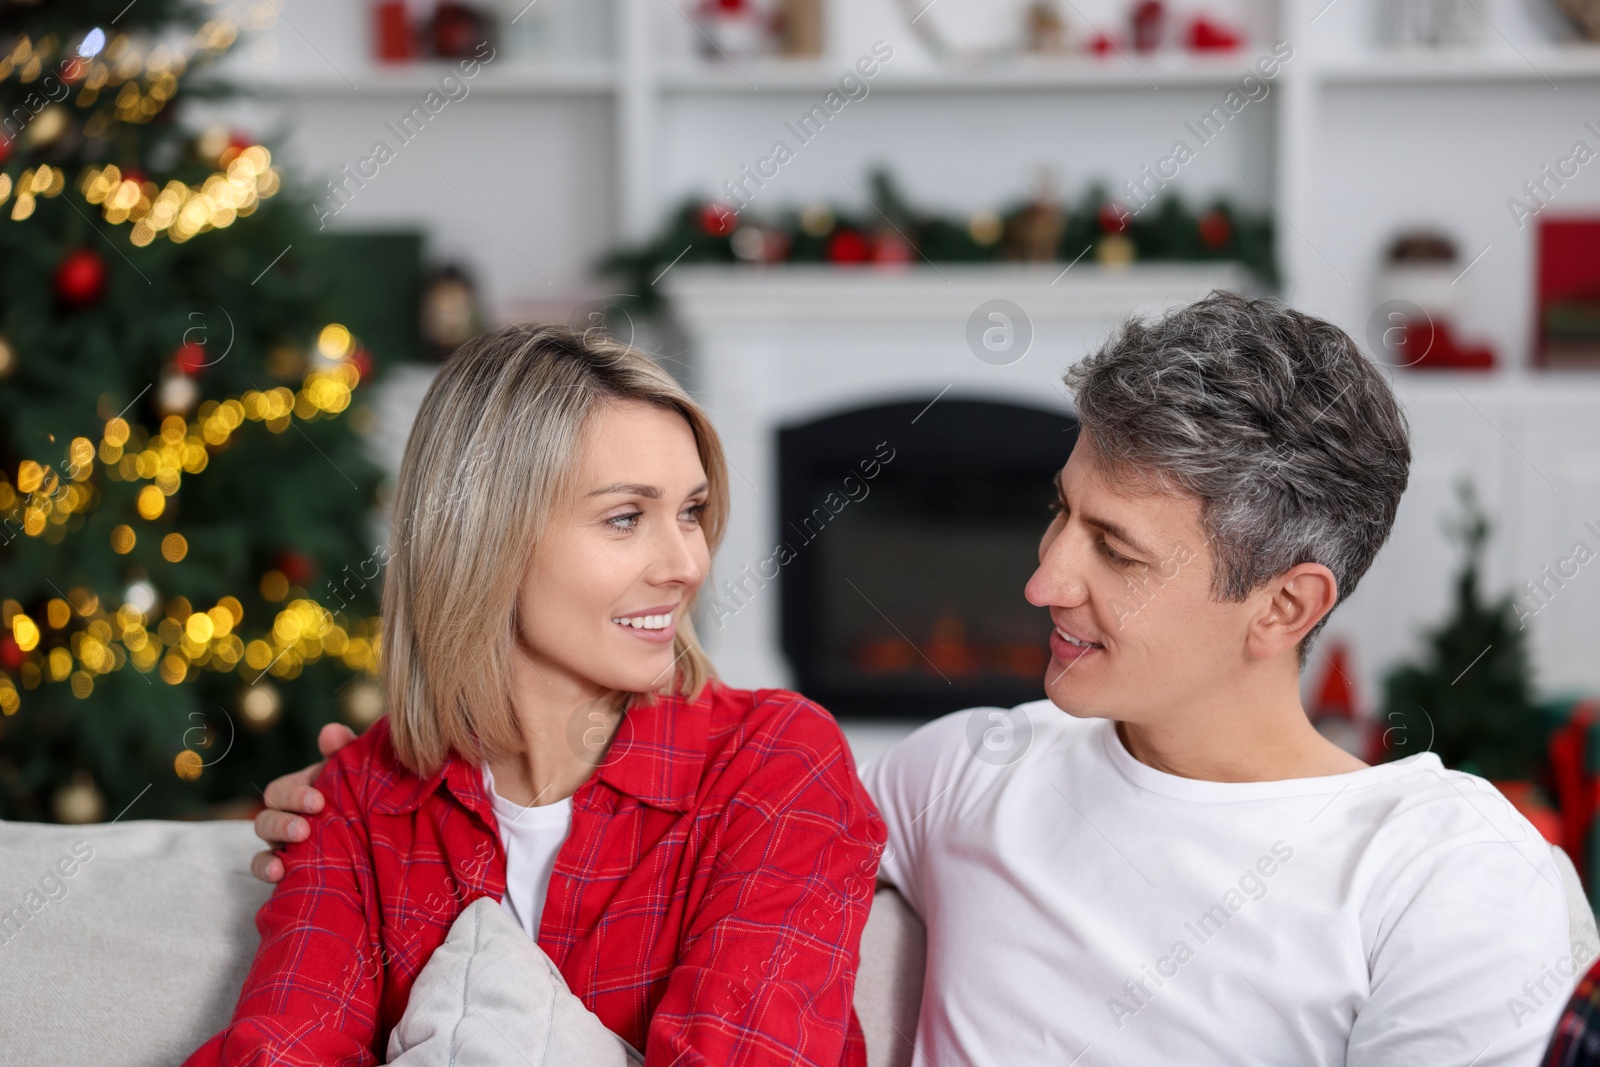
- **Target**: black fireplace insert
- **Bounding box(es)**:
[777,396,1079,719]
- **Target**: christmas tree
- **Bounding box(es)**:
[1378,481,1542,780]
[0,1,387,823]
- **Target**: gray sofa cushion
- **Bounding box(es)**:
[0,819,271,1067]
[0,818,926,1067]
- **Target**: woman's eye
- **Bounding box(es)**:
[681,502,707,523]
[607,511,643,531]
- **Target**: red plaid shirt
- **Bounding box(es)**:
[183,682,886,1067]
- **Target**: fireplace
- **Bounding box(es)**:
[777,397,1078,719]
[664,262,1249,716]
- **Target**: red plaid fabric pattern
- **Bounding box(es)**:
[183,682,886,1067]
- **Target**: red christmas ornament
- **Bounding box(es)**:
[173,341,208,376]
[276,550,316,587]
[826,229,870,264]
[871,230,915,265]
[1087,31,1117,55]
[699,202,737,237]
[0,634,23,671]
[1097,201,1130,234]
[756,229,791,264]
[1198,210,1233,250]
[349,346,374,378]
[0,136,11,167]
[54,248,108,308]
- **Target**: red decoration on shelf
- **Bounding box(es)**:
[276,550,316,587]
[1098,200,1130,234]
[1198,209,1232,249]
[431,2,490,59]
[1395,318,1495,371]
[1131,0,1165,52]
[1087,32,1117,55]
[1186,15,1244,51]
[54,248,107,308]
[372,1,415,63]
[173,341,208,376]
[826,229,870,264]
[1535,216,1600,369]
[699,201,737,237]
[0,634,23,671]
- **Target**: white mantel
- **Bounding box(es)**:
[665,263,1255,692]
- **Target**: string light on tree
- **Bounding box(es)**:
[0,3,387,822]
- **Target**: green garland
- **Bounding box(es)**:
[600,169,1278,313]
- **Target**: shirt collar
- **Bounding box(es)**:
[593,684,712,813]
[369,683,715,816]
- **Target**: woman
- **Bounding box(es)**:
[191,326,885,1066]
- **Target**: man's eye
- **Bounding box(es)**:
[1047,499,1066,516]
[1098,540,1132,565]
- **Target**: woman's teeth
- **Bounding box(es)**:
[613,614,671,630]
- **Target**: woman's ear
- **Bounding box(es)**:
[1246,562,1338,661]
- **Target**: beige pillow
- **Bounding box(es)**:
[386,897,644,1066]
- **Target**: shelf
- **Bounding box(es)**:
[229,61,617,98]
[659,54,1265,94]
[1317,46,1600,86]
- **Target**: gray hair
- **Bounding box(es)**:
[1064,290,1411,663]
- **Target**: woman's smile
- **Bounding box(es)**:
[610,604,678,644]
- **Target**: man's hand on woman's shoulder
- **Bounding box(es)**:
[250,722,359,883]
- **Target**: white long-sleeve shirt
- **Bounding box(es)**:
[860,700,1577,1066]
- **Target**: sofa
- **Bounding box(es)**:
[1,818,1593,1067]
[0,818,926,1067]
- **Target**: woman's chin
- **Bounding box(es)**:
[594,654,678,695]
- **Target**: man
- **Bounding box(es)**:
[254,293,1572,1064]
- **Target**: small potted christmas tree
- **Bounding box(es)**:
[1376,481,1558,841]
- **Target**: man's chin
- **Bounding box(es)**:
[1042,678,1112,720]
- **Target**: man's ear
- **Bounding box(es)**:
[1246,562,1338,660]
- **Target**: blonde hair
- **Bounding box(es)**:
[381,325,728,779]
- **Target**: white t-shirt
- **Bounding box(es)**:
[859,701,1579,1067]
[481,762,573,942]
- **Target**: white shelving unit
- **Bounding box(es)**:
[227,0,1600,342]
[227,0,1600,706]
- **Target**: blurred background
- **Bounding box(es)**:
[1,0,1599,901]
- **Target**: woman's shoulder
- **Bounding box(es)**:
[704,682,851,756]
[311,715,412,812]
[696,682,882,831]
